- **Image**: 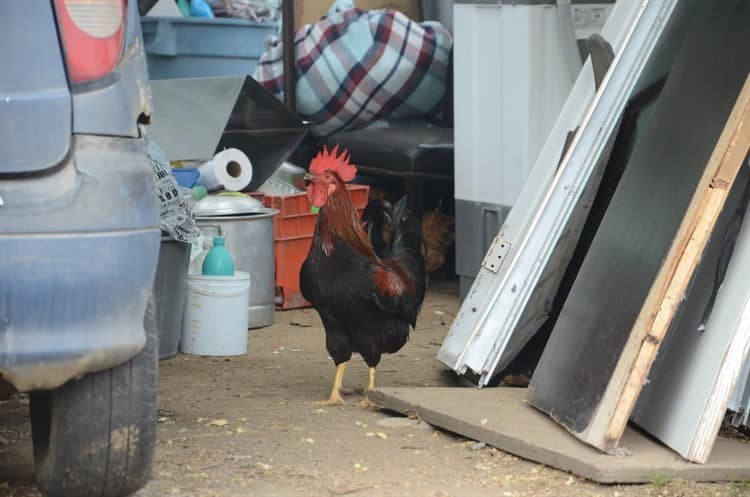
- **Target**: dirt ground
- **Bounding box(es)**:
[1,278,748,497]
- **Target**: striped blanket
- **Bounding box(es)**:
[252,4,452,136]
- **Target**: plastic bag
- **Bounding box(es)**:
[147,138,202,243]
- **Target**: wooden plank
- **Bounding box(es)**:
[607,76,750,449]
[632,170,750,463]
[528,1,750,453]
[370,387,750,484]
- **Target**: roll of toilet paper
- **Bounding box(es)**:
[197,148,253,192]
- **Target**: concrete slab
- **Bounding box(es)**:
[369,387,750,484]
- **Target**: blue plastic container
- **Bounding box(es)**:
[171,167,200,188]
[141,16,278,80]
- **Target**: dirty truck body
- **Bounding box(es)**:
[0,1,160,496]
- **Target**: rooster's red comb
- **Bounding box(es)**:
[309,145,357,182]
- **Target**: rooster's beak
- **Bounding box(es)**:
[304,173,317,185]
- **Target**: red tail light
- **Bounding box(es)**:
[55,0,127,85]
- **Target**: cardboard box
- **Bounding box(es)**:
[295,0,423,28]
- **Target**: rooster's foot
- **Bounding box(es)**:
[313,395,345,407]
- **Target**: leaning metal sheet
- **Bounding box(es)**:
[529,0,750,451]
[437,0,681,386]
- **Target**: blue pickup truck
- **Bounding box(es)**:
[0,1,161,496]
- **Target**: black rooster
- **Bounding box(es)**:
[300,146,426,405]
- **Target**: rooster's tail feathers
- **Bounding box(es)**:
[362,197,423,257]
[388,196,426,309]
[362,199,392,258]
[389,197,422,255]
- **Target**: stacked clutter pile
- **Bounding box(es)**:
[171,146,281,348]
[176,156,258,356]
[436,0,750,468]
[145,75,308,357]
[148,138,258,358]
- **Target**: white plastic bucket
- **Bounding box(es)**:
[181,271,251,356]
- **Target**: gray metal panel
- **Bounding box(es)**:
[455,199,510,281]
[729,361,750,427]
[632,169,750,462]
[438,0,682,384]
[529,0,750,441]
[149,77,243,161]
[729,333,750,425]
[420,0,453,32]
[0,0,71,173]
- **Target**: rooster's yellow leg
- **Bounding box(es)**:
[316,362,347,405]
[358,368,377,409]
[366,367,376,392]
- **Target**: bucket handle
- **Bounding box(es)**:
[187,281,249,298]
[201,224,224,239]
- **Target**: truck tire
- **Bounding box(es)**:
[30,301,158,497]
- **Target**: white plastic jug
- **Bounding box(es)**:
[181,271,250,356]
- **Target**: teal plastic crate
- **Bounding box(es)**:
[141,16,277,80]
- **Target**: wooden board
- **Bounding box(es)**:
[632,171,750,463]
[609,79,750,451]
[528,0,750,453]
[370,387,750,484]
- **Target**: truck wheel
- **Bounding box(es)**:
[29,303,158,497]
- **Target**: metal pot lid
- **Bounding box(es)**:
[193,192,264,216]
